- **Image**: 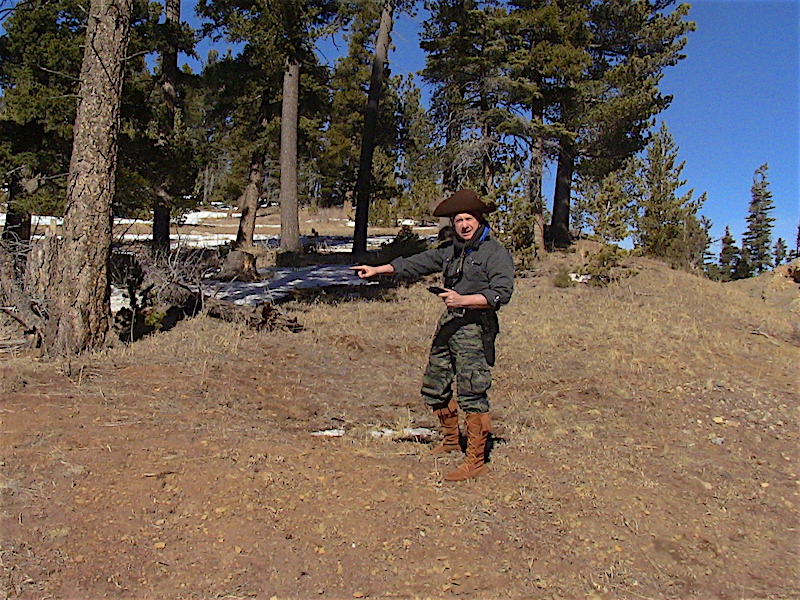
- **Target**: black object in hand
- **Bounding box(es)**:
[428,286,447,295]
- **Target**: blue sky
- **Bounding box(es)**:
[192,0,799,255]
[657,0,799,253]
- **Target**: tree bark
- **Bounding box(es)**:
[152,198,171,254]
[152,0,181,256]
[441,87,463,196]
[279,56,301,253]
[528,132,546,254]
[235,152,264,249]
[548,136,575,248]
[222,151,263,281]
[352,0,394,257]
[42,0,132,355]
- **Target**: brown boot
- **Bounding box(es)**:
[444,412,490,481]
[431,399,463,455]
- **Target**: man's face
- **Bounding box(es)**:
[453,212,481,241]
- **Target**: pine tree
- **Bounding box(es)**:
[772,238,787,267]
[317,7,376,208]
[0,0,198,248]
[742,163,775,273]
[632,122,708,270]
[116,1,201,250]
[394,76,440,222]
[732,245,752,280]
[718,225,740,282]
[547,0,694,248]
[421,0,515,195]
[573,161,637,243]
[197,0,341,254]
[44,0,134,354]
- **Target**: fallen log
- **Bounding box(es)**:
[201,295,302,332]
[114,283,302,342]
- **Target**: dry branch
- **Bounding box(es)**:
[0,241,44,341]
[201,296,302,332]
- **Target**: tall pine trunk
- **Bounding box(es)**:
[548,136,575,248]
[528,133,545,254]
[42,0,132,355]
[441,86,463,195]
[279,56,301,253]
[352,0,394,257]
[529,99,546,254]
[152,0,180,256]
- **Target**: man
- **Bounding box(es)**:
[351,189,514,481]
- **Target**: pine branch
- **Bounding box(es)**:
[37,64,80,82]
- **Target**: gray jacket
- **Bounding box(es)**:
[390,233,514,310]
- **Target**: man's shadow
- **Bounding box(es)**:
[485,433,507,463]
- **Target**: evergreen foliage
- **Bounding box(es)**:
[632,122,709,270]
[573,160,637,243]
[317,2,423,218]
[116,1,202,222]
[732,245,753,280]
[421,0,522,195]
[419,0,694,250]
[0,0,753,268]
[794,220,800,261]
[717,225,739,282]
[773,237,787,267]
[0,0,86,216]
[742,163,775,273]
[0,0,200,227]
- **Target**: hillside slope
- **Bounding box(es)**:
[1,259,798,599]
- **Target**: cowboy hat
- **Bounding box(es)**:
[432,189,497,217]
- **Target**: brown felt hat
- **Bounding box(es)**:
[432,189,497,217]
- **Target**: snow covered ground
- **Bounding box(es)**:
[3,209,432,312]
[110,263,380,313]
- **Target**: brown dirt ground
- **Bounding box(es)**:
[1,257,798,600]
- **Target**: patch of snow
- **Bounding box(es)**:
[32,215,61,227]
[310,427,436,441]
[568,273,591,283]
[110,287,129,313]
[110,263,378,314]
[311,429,346,437]
[370,427,435,441]
[180,210,232,225]
[205,264,377,305]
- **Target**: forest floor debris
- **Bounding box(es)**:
[1,256,798,599]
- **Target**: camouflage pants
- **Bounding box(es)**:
[421,318,492,414]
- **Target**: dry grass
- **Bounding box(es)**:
[2,255,798,599]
